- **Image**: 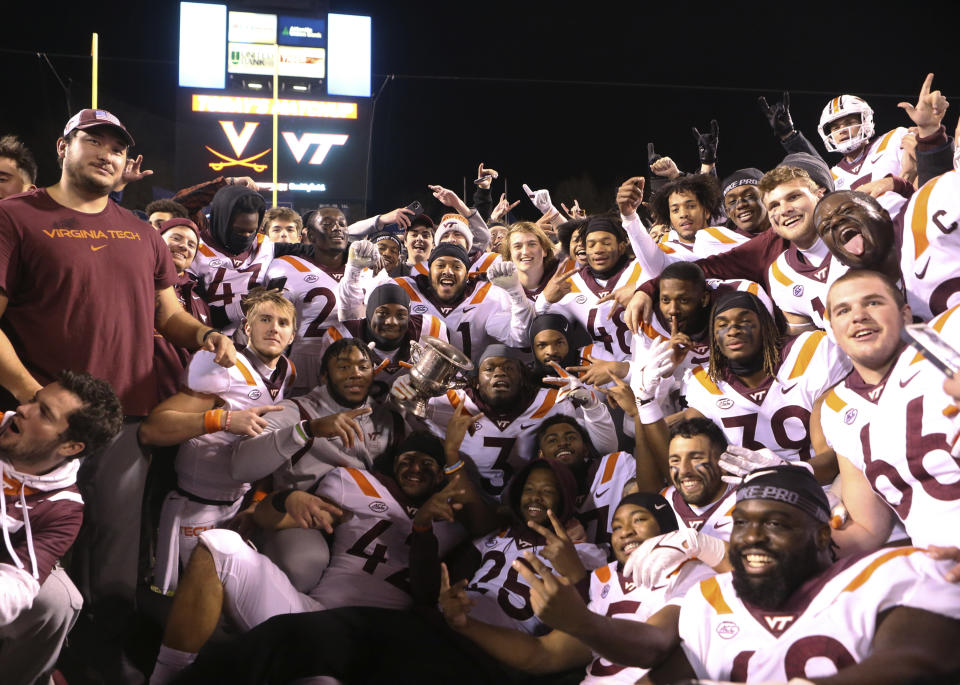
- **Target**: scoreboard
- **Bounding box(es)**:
[176,3,371,204]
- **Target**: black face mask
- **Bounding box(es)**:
[225,230,255,255]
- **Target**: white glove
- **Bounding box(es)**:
[718,445,813,485]
[543,365,600,410]
[347,239,380,271]
[487,261,525,303]
[522,183,559,216]
[389,374,417,404]
[689,680,813,685]
[623,528,726,589]
[635,339,677,401]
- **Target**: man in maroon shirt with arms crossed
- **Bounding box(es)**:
[0,109,237,680]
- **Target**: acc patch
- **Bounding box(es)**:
[368,501,388,513]
[413,304,428,314]
[716,621,739,639]
[208,259,223,268]
[792,284,804,297]
[716,398,734,410]
[600,584,610,599]
[304,274,319,283]
[248,389,262,400]
[843,407,858,425]
[575,295,588,305]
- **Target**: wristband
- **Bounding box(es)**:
[201,328,217,345]
[637,398,664,425]
[412,521,433,532]
[251,490,268,503]
[224,411,232,432]
[444,460,465,475]
[203,409,225,433]
[272,490,295,514]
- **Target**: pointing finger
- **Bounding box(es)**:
[782,91,790,109]
[546,509,568,539]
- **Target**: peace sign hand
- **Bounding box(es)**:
[527,508,587,582]
[541,258,579,304]
[439,562,474,629]
[513,551,589,633]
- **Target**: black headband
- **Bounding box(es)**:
[529,313,571,347]
[736,465,830,523]
[714,291,765,318]
[721,168,763,197]
[428,243,470,269]
[366,283,410,321]
[616,493,679,534]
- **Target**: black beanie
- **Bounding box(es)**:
[366,283,411,322]
[529,313,572,347]
[713,290,765,318]
[428,243,470,269]
[720,168,764,197]
[616,493,679,535]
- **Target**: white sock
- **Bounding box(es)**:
[150,645,197,685]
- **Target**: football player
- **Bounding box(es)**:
[140,289,297,591]
[149,432,475,684]
[517,465,960,684]
[392,344,618,495]
[691,168,770,257]
[435,213,501,274]
[820,270,960,555]
[649,174,723,260]
[500,222,560,300]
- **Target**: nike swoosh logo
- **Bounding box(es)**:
[781,382,798,394]
[650,584,667,591]
[462,307,476,314]
[714,520,731,529]
[916,260,930,280]
[595,488,610,499]
[90,245,107,252]
[654,503,667,510]
[899,370,921,388]
[870,155,883,164]
[520,423,535,430]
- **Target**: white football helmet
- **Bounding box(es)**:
[818,95,875,154]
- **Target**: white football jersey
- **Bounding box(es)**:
[767,239,844,329]
[191,234,277,334]
[308,467,465,610]
[657,230,701,262]
[823,305,960,547]
[900,170,960,320]
[264,254,343,350]
[467,528,607,634]
[469,251,502,274]
[175,349,295,501]
[577,451,638,545]
[583,560,714,685]
[424,387,617,495]
[394,276,531,359]
[537,260,645,361]
[692,226,754,258]
[682,331,851,462]
[679,547,960,682]
[830,127,909,191]
[660,483,737,542]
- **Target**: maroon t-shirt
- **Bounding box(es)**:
[0,189,178,415]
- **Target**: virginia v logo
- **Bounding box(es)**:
[207,120,270,173]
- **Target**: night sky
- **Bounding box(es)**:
[3,2,956,220]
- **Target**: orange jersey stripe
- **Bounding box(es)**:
[824,388,846,413]
[788,331,826,379]
[235,360,257,386]
[623,262,644,288]
[476,253,498,272]
[770,260,792,287]
[469,282,492,305]
[530,388,559,419]
[428,316,441,338]
[197,244,217,258]
[842,547,921,593]
[346,468,381,497]
[393,278,421,302]
[911,175,942,259]
[446,389,462,408]
[277,255,311,273]
[874,129,897,154]
[704,227,738,244]
[693,367,723,395]
[700,576,733,615]
[600,451,622,485]
[594,565,612,583]
[912,302,960,365]
[328,328,343,341]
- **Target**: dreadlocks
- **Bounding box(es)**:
[707,292,781,382]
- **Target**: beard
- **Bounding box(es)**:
[731,538,821,610]
[64,157,115,196]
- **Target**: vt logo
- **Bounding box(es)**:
[206,121,270,173]
[282,132,349,165]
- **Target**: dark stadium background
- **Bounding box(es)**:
[3,2,956,219]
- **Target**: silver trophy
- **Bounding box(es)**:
[402,336,474,417]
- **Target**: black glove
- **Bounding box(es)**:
[691,120,719,165]
[758,92,796,139]
[647,142,662,168]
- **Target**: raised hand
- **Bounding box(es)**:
[647,142,662,167]
[439,562,474,629]
[635,339,677,400]
[623,529,727,588]
[475,162,499,189]
[513,551,589,633]
[717,444,808,484]
[542,362,600,409]
[600,375,639,417]
[692,119,719,165]
[308,406,373,449]
[228,405,285,436]
[624,289,654,334]
[541,258,579,303]
[429,184,469,214]
[527,508,587,582]
[648,143,680,179]
[898,72,949,136]
[413,474,468,528]
[522,183,554,215]
[616,176,645,217]
[758,92,796,140]
[561,199,586,220]
[117,154,154,190]
[445,400,484,454]
[566,355,628,387]
[347,239,380,270]
[490,193,520,223]
[380,207,415,229]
